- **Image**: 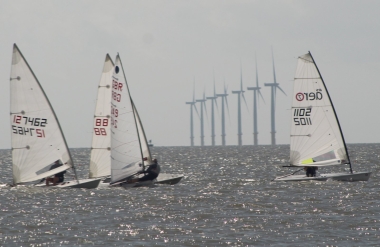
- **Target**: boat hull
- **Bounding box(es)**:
[35,178,101,189]
[274,171,371,182]
[155,173,184,185]
[110,180,154,189]
[325,171,371,182]
[100,173,184,187]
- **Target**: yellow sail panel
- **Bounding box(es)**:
[301,158,314,164]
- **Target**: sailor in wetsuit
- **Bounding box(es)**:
[128,158,161,184]
[305,166,318,177]
[46,160,66,186]
[139,159,161,182]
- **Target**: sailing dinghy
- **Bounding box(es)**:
[109,54,150,188]
[10,44,101,188]
[274,52,371,182]
[88,54,114,185]
[109,54,183,188]
[90,54,183,187]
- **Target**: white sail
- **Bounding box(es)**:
[89,54,114,179]
[110,55,143,184]
[290,52,348,167]
[132,100,152,167]
[10,44,72,184]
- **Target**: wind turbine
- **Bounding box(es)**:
[185,82,199,146]
[264,49,286,146]
[247,55,265,145]
[216,81,229,146]
[196,91,207,146]
[232,63,248,146]
[206,74,218,146]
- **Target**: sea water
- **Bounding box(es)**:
[0,144,379,246]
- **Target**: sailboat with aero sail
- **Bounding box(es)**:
[10,44,101,188]
[274,52,371,182]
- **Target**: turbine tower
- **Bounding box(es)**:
[185,82,199,146]
[216,82,229,146]
[264,49,286,146]
[232,64,248,146]
[247,56,265,145]
[196,91,207,146]
[206,75,218,146]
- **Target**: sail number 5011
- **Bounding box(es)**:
[293,108,312,125]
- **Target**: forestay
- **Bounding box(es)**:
[290,53,348,167]
[89,54,114,179]
[110,55,144,184]
[10,44,72,184]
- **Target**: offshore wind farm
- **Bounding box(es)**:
[185,51,288,147]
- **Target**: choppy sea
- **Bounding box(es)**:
[0,144,379,246]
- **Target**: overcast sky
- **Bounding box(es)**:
[1,1,380,148]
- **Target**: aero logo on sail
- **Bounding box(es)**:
[295,89,323,101]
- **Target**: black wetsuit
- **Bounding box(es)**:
[139,163,161,182]
[306,167,317,177]
[49,162,66,182]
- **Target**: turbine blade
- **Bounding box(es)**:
[225,96,231,124]
[204,101,209,125]
[215,98,219,114]
[193,78,196,102]
[213,70,216,97]
[194,104,200,118]
[271,47,277,84]
[240,60,243,91]
[258,90,265,104]
[242,93,249,112]
[255,53,259,88]
[277,85,287,96]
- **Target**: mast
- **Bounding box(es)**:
[308,51,353,173]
